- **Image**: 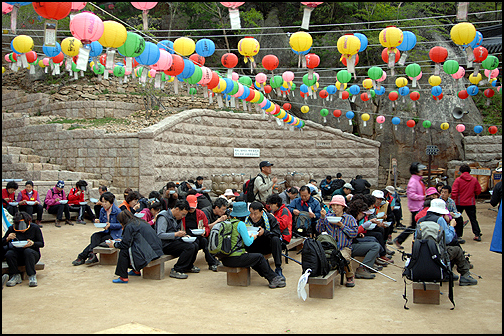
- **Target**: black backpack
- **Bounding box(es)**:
[317,234,348,285]
[243,174,265,203]
[301,238,329,277]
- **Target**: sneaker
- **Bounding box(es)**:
[76,219,86,225]
[170,268,188,279]
[459,273,477,286]
[355,267,376,279]
[473,235,481,242]
[371,264,384,272]
[374,258,387,266]
[393,238,404,249]
[28,274,37,287]
[463,220,469,228]
[72,258,85,266]
[112,277,129,283]
[469,263,474,269]
[269,275,286,288]
[185,266,200,273]
[36,220,43,228]
[2,274,9,289]
[457,238,466,244]
[275,267,286,280]
[396,224,406,230]
[378,256,394,264]
[65,219,74,226]
[386,249,395,256]
[85,253,99,265]
[6,274,22,287]
[128,270,141,276]
[55,220,61,228]
[345,276,355,287]
[208,264,218,272]
[387,237,393,245]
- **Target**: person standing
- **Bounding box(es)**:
[254,161,278,203]
[394,162,426,249]
[451,164,482,241]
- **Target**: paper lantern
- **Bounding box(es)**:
[458,90,469,99]
[376,116,385,129]
[410,91,420,101]
[117,32,145,57]
[158,40,174,54]
[399,87,409,97]
[12,35,34,54]
[195,38,215,57]
[467,85,479,96]
[341,91,349,100]
[395,77,408,88]
[336,70,352,84]
[238,36,260,64]
[282,71,295,83]
[319,89,328,99]
[163,54,184,76]
[290,31,313,52]
[70,12,104,44]
[24,50,37,63]
[469,72,482,84]
[452,66,465,80]
[333,110,342,118]
[98,21,127,48]
[362,78,373,90]
[302,73,317,86]
[431,86,442,96]
[221,53,238,68]
[450,22,476,46]
[429,46,448,63]
[320,108,329,122]
[341,53,359,67]
[88,41,102,57]
[185,65,203,85]
[305,53,320,69]
[337,34,360,58]
[270,75,283,88]
[92,63,104,75]
[423,120,432,129]
[367,67,383,80]
[388,91,399,101]
[33,2,72,20]
[353,33,368,52]
[173,37,195,56]
[361,113,370,126]
[469,31,483,48]
[2,2,13,14]
[474,125,483,134]
[379,26,403,50]
[345,111,354,120]
[71,2,87,11]
[151,49,173,71]
[391,117,401,130]
[484,69,499,79]
[61,37,82,57]
[360,92,370,101]
[189,53,205,66]
[432,93,443,101]
[473,46,488,63]
[42,42,61,57]
[407,120,416,128]
[482,55,499,70]
[263,85,272,94]
[440,122,449,130]
[135,41,160,66]
[443,60,459,75]
[131,2,157,10]
[301,105,309,113]
[283,103,291,111]
[262,54,279,71]
[113,65,125,77]
[52,51,64,63]
[381,47,400,63]
[397,31,416,51]
[428,75,442,86]
[488,126,498,134]
[404,63,421,78]
[456,124,465,132]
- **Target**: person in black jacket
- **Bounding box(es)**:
[107,210,163,283]
[2,211,44,287]
[351,175,371,195]
[490,181,502,208]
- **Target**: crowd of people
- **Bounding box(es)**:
[2,161,490,289]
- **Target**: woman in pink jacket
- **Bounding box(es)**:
[394,162,426,249]
[45,180,73,227]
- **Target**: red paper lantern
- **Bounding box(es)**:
[381,48,400,63]
[52,52,64,63]
[189,53,205,66]
[305,53,320,69]
[388,91,399,101]
[99,53,107,66]
[432,93,444,100]
[341,91,350,100]
[458,90,469,99]
[221,53,238,68]
[360,92,370,101]
[473,46,488,63]
[283,103,291,111]
[25,50,37,63]
[342,53,359,66]
[263,85,272,94]
[407,119,416,128]
[245,89,256,101]
[333,109,342,117]
[429,46,448,63]
[319,89,328,99]
[488,126,498,134]
[206,71,221,89]
[484,88,495,98]
[163,54,184,76]
[273,104,281,115]
[33,2,72,20]
[409,91,420,101]
[300,91,308,98]
[262,54,279,71]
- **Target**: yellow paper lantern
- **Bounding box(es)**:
[284,114,293,123]
[450,22,476,46]
[335,81,347,91]
[265,104,276,113]
[61,37,83,57]
[275,109,287,119]
[301,105,309,113]
[282,81,289,89]
[98,21,127,48]
[213,78,227,93]
[173,37,195,56]
[89,61,95,68]
[362,78,373,89]
[238,37,260,63]
[250,90,261,103]
[441,122,450,130]
[337,34,360,57]
[12,35,34,53]
[395,77,408,88]
[2,66,5,73]
[293,118,300,126]
[289,31,313,52]
[167,75,175,82]
[38,60,46,68]
[379,26,403,51]
[311,82,319,90]
[469,72,482,84]
[361,113,370,121]
[428,75,442,86]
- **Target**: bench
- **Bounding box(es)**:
[92,246,119,265]
[217,253,272,286]
[412,282,441,305]
[307,269,339,299]
[142,254,175,280]
[2,261,45,280]
[283,237,304,264]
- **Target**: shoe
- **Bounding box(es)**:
[28,274,37,287]
[374,258,387,266]
[355,267,376,279]
[275,267,286,280]
[170,268,188,279]
[55,220,61,228]
[76,219,86,225]
[459,273,477,286]
[128,270,141,276]
[393,238,404,249]
[387,237,393,244]
[457,238,466,244]
[378,256,394,264]
[85,253,99,265]
[269,275,286,288]
[371,265,384,272]
[396,224,406,230]
[36,220,43,228]
[463,220,469,228]
[209,264,218,272]
[65,219,74,226]
[345,277,355,287]
[469,263,474,269]
[386,248,395,255]
[112,277,129,283]
[2,274,9,289]
[72,258,85,266]
[185,266,200,273]
[6,274,22,287]
[473,235,481,242]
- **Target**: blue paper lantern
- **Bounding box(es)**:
[239,86,251,100]
[346,111,355,119]
[222,78,235,94]
[467,85,479,96]
[491,79,499,87]
[474,125,483,134]
[392,117,401,125]
[431,86,442,96]
[375,86,386,95]
[299,84,309,93]
[88,41,103,57]
[135,42,160,66]
[157,40,174,54]
[178,58,196,79]
[195,38,215,57]
[349,85,360,95]
[399,86,410,96]
[397,31,417,51]
[326,85,337,94]
[291,47,311,55]
[262,99,272,110]
[354,33,368,52]
[469,31,483,49]
[42,42,61,57]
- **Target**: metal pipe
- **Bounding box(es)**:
[350,257,397,282]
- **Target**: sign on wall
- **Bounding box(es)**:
[234,148,260,157]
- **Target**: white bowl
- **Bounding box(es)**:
[8,202,18,206]
[191,229,205,235]
[246,226,260,233]
[79,201,88,205]
[12,240,28,248]
[59,200,68,204]
[377,212,385,218]
[383,221,392,227]
[134,213,145,218]
[182,236,197,243]
[453,212,462,218]
[26,201,36,206]
[90,198,99,203]
[94,223,107,228]
[327,217,342,224]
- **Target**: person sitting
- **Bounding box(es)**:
[2,211,44,287]
[202,197,229,231]
[414,187,442,223]
[350,175,371,195]
[44,180,73,227]
[16,181,43,227]
[93,185,108,219]
[2,181,19,217]
[162,182,179,209]
[287,185,321,237]
[266,193,293,244]
[186,189,212,210]
[331,182,354,202]
[330,173,345,194]
[68,180,95,225]
[177,181,194,200]
[182,195,220,272]
[416,198,477,286]
[440,184,465,244]
[319,175,333,200]
[137,200,163,227]
[220,189,237,205]
[363,190,394,265]
[194,176,212,203]
[218,201,286,289]
[155,199,198,279]
[72,192,122,266]
[385,186,404,229]
[119,191,141,214]
[279,187,299,206]
[107,210,163,283]
[244,201,285,280]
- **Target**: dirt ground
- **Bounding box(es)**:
[2,201,502,334]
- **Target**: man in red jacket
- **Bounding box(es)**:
[451,164,482,241]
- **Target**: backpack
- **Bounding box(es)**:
[316,234,348,285]
[301,238,329,277]
[294,211,312,237]
[402,220,455,309]
[243,174,265,203]
[43,189,55,210]
[208,219,243,258]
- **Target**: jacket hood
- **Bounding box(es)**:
[460,172,473,181]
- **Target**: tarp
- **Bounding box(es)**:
[490,202,502,254]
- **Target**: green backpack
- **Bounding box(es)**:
[316,233,348,285]
[208,219,243,258]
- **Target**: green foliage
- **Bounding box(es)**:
[474,92,502,134]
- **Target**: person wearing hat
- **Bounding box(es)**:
[413,187,442,223]
[68,180,95,225]
[219,201,286,289]
[331,182,354,201]
[254,161,278,203]
[44,181,73,227]
[385,186,404,230]
[220,189,236,205]
[393,162,427,249]
[16,181,43,227]
[182,195,220,272]
[319,176,333,200]
[416,198,477,286]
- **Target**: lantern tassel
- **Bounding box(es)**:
[217,94,224,108]
[154,73,161,89]
[323,117,327,124]
[208,90,213,105]
[126,57,133,73]
[173,77,179,94]
[105,49,115,70]
[76,46,90,71]
[142,10,149,31]
[301,7,314,30]
[363,121,367,127]
[465,46,474,63]
[229,8,241,30]
[434,63,441,76]
[10,4,18,35]
[412,78,417,87]
[472,63,481,74]
[398,51,408,66]
[19,54,29,68]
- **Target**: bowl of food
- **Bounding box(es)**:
[79,201,88,205]
[134,213,145,218]
[383,221,392,227]
[59,200,68,204]
[8,202,18,206]
[11,240,28,248]
[453,212,462,218]
[90,198,99,203]
[327,217,342,224]
[375,218,383,223]
[182,236,197,243]
[25,201,36,206]
[246,226,260,234]
[191,229,205,236]
[94,223,107,228]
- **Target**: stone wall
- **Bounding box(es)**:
[463,135,503,162]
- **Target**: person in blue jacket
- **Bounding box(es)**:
[287,185,321,237]
[72,192,122,266]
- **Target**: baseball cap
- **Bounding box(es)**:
[186,195,198,208]
[56,180,65,188]
[385,186,395,193]
[343,183,354,190]
[259,161,273,168]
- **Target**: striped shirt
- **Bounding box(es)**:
[316,213,358,250]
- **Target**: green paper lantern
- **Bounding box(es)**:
[336,70,352,84]
[185,65,203,84]
[238,75,252,86]
[443,60,459,75]
[320,108,329,117]
[369,89,376,98]
[270,75,283,88]
[113,65,125,77]
[482,55,499,70]
[117,32,145,58]
[367,66,383,80]
[71,61,79,72]
[93,63,104,75]
[302,73,317,86]
[228,81,239,95]
[290,83,296,91]
[422,120,432,128]
[405,63,421,78]
[256,92,265,104]
[189,87,197,94]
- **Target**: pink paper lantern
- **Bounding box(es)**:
[301,2,324,7]
[231,71,239,81]
[259,99,268,108]
[2,2,13,14]
[376,71,387,82]
[220,2,245,9]
[451,66,465,80]
[131,2,158,10]
[71,2,87,11]
[232,83,245,97]
[149,69,157,77]
[377,115,385,124]
[456,124,465,132]
[70,12,104,44]
[408,71,422,81]
[5,54,11,62]
[150,49,173,71]
[282,71,295,82]
[198,66,213,85]
[484,68,499,79]
[255,72,267,84]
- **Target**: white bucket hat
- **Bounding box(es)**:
[427,198,449,215]
[223,189,234,196]
[371,190,384,199]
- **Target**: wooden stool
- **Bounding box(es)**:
[412,282,441,305]
[307,269,338,299]
[142,255,175,280]
[92,247,119,265]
